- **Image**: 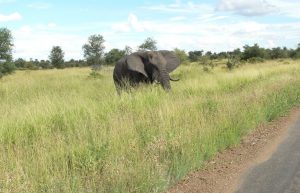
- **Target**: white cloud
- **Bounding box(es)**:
[270,0,300,18]
[111,14,151,33]
[36,22,57,30]
[111,23,131,33]
[0,12,22,22]
[109,13,300,53]
[28,2,51,9]
[216,0,278,16]
[170,16,186,21]
[267,40,276,48]
[0,0,15,4]
[13,25,86,60]
[145,1,213,13]
[197,14,228,22]
[128,14,145,32]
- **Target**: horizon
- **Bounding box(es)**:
[1,0,300,60]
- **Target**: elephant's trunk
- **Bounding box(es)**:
[159,69,171,91]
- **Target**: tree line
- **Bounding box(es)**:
[1,27,300,78]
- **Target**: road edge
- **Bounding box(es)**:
[167,107,300,193]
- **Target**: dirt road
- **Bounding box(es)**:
[168,108,300,193]
[236,115,300,193]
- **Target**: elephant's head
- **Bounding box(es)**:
[127,50,180,90]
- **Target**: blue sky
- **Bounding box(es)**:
[1,0,300,60]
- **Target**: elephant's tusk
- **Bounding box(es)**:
[154,80,160,84]
[170,77,180,81]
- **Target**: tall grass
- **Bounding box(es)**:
[0,60,300,192]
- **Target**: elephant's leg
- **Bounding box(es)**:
[114,80,124,95]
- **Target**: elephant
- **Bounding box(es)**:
[113,50,180,94]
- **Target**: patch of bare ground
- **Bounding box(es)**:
[167,107,300,193]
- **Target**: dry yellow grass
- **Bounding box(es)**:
[0,60,300,192]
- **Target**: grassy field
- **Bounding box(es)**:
[0,60,300,192]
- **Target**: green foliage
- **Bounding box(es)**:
[39,60,52,69]
[173,48,188,64]
[226,56,240,70]
[64,59,87,68]
[49,46,65,69]
[188,50,203,62]
[199,56,214,70]
[138,37,157,51]
[269,47,289,59]
[0,28,13,62]
[241,44,265,61]
[247,57,265,64]
[0,61,15,77]
[295,44,300,59]
[89,70,103,79]
[105,48,125,65]
[14,58,26,68]
[230,48,242,58]
[82,34,105,67]
[0,28,15,77]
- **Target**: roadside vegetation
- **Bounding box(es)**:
[1,27,300,75]
[1,59,300,192]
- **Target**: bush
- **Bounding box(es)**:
[247,57,264,64]
[241,44,265,61]
[0,61,15,77]
[226,55,241,70]
[199,56,214,68]
[89,70,103,79]
[203,66,210,72]
[174,48,189,64]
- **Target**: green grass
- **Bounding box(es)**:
[1,60,300,192]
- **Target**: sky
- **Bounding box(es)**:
[1,0,300,60]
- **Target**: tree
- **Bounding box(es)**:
[124,45,133,55]
[0,28,15,77]
[270,47,287,59]
[295,43,300,59]
[14,58,26,68]
[241,44,265,61]
[49,46,65,69]
[173,48,188,63]
[138,37,157,51]
[0,28,13,62]
[105,48,125,65]
[188,50,203,62]
[39,60,52,69]
[82,34,105,68]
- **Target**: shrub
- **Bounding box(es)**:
[226,55,241,70]
[247,57,264,64]
[0,61,15,77]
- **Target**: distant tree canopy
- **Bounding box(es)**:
[105,48,125,65]
[1,27,300,73]
[14,58,26,68]
[241,44,265,60]
[0,28,15,77]
[138,37,157,51]
[82,34,105,68]
[188,50,203,62]
[49,46,65,69]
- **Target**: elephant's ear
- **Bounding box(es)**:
[159,50,180,73]
[126,53,148,78]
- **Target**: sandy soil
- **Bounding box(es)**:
[167,108,300,193]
